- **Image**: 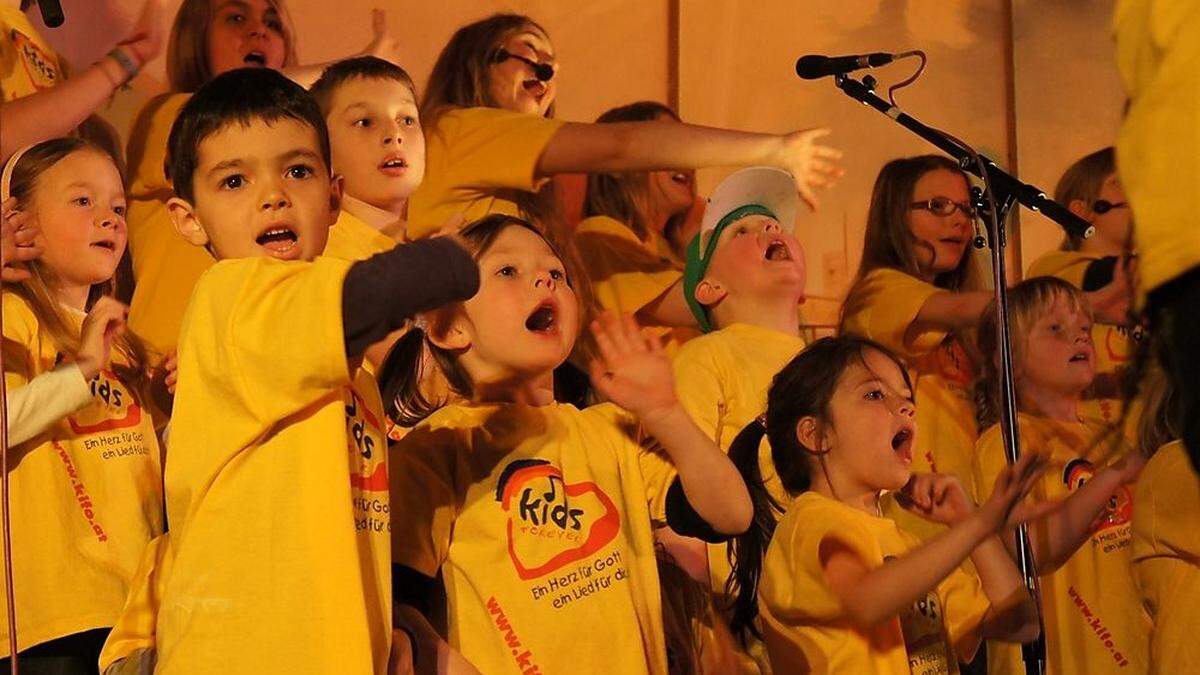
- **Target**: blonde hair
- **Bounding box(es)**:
[2,139,149,397]
[166,0,299,93]
[975,276,1090,427]
[1053,147,1115,251]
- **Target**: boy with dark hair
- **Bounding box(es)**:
[155,67,477,674]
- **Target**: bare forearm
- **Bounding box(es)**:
[637,281,697,329]
[970,535,1040,641]
[841,514,991,626]
[538,121,783,177]
[642,405,752,534]
[911,290,993,334]
[0,61,123,160]
[1031,467,1126,573]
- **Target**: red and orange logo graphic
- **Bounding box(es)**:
[1063,458,1133,533]
[68,370,142,435]
[496,459,620,580]
[346,386,387,493]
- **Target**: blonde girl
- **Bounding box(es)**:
[973,276,1148,674]
[0,138,163,671]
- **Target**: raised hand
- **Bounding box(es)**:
[896,473,975,525]
[77,297,129,381]
[1,197,42,282]
[119,0,165,68]
[978,450,1055,532]
[362,8,403,65]
[588,311,677,422]
[772,128,844,210]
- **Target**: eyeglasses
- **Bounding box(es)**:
[1092,199,1128,214]
[910,197,976,219]
[492,49,555,82]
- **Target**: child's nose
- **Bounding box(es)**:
[533,271,556,289]
[245,17,268,38]
[382,121,403,145]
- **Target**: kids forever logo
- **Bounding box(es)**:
[496,459,620,580]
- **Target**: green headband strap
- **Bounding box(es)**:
[682,203,776,333]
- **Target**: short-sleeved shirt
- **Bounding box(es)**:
[390,402,677,675]
[672,323,805,591]
[0,5,61,101]
[841,268,979,542]
[159,257,390,674]
[974,415,1149,674]
[759,492,989,675]
[1132,440,1200,675]
[0,293,163,656]
[407,107,566,239]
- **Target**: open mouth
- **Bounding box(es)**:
[379,155,408,174]
[256,226,298,253]
[669,172,691,186]
[521,79,547,100]
[764,240,792,262]
[525,301,557,333]
[243,51,267,66]
[1068,351,1090,364]
[90,240,117,251]
[891,427,914,464]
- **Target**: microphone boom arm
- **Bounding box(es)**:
[834,74,1094,241]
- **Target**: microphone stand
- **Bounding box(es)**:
[829,73,1096,675]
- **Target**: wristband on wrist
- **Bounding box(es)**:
[106,47,140,86]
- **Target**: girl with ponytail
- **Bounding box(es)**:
[726,336,1045,674]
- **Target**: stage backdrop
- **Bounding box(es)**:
[30,0,1124,329]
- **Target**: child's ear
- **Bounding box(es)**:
[795,416,830,455]
[694,278,728,308]
[166,197,209,248]
[327,173,344,226]
[424,307,471,351]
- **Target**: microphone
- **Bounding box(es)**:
[795,52,905,80]
[36,0,65,28]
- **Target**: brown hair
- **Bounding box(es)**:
[379,214,578,426]
[1053,147,1116,251]
[1135,360,1180,456]
[727,336,912,642]
[308,56,417,117]
[583,101,684,242]
[3,138,149,398]
[420,13,555,129]
[975,276,1090,427]
[166,0,299,93]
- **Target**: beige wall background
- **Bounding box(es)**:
[30,0,1124,325]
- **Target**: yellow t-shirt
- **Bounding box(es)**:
[327,208,400,261]
[974,415,1149,675]
[0,292,164,656]
[1132,440,1199,675]
[672,323,804,589]
[841,268,979,542]
[1113,0,1200,301]
[759,492,989,675]
[407,106,566,239]
[125,92,216,357]
[575,214,696,355]
[0,5,61,101]
[98,532,173,673]
[159,257,391,674]
[390,402,678,675]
